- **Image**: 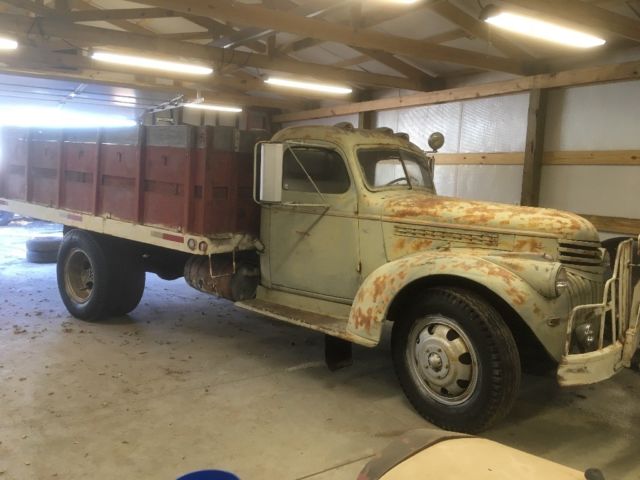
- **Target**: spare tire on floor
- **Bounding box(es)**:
[26,236,62,264]
[0,210,13,226]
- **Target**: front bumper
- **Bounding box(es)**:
[558,237,640,386]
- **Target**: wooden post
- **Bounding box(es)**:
[358,110,375,130]
[520,89,548,207]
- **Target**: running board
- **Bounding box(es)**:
[235,298,354,342]
[235,298,355,370]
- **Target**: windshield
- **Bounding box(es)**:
[357,148,435,191]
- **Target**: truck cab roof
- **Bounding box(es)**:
[271,124,425,156]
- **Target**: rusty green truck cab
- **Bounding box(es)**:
[242,123,639,432]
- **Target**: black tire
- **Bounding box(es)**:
[0,210,12,226]
[391,287,521,433]
[601,236,630,270]
[26,249,58,264]
[57,230,112,321]
[27,236,62,252]
[107,244,145,316]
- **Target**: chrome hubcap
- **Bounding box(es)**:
[407,315,478,405]
[64,248,94,304]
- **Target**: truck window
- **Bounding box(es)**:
[282,147,350,194]
[357,148,434,191]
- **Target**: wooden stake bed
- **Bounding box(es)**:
[0,125,268,255]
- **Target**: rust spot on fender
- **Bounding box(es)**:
[352,306,374,333]
[506,287,527,306]
[372,275,388,302]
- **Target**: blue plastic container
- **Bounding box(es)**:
[177,470,240,480]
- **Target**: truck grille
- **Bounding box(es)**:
[558,240,603,273]
[565,271,603,307]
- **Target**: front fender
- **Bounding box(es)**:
[347,252,571,360]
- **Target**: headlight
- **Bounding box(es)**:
[572,311,601,353]
[555,267,569,296]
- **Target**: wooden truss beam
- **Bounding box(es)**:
[274,59,640,122]
[0,48,301,110]
[428,1,534,61]
[0,13,429,90]
[134,0,527,74]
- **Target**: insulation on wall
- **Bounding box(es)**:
[377,93,528,204]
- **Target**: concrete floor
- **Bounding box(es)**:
[1,221,639,479]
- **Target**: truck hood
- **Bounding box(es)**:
[381,193,599,242]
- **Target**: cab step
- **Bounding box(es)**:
[235,298,356,370]
[235,298,353,342]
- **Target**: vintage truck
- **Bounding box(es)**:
[0,122,638,433]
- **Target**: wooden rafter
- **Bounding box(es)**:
[330,29,469,69]
[0,12,429,91]
[427,1,534,60]
[0,46,302,110]
[274,58,640,122]
[66,7,177,22]
[68,0,156,35]
[214,0,347,50]
[134,0,528,74]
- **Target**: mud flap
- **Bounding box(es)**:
[325,335,353,371]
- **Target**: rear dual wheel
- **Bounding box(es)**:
[57,230,145,321]
[392,287,521,433]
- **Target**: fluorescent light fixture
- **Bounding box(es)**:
[183,103,243,113]
[0,107,136,128]
[0,37,18,50]
[265,77,352,95]
[92,51,213,75]
[483,9,605,48]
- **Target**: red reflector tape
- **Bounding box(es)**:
[162,233,184,243]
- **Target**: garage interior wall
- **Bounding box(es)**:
[283,80,640,239]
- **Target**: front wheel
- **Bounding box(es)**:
[392,287,521,433]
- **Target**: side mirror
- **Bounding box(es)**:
[258,142,284,203]
[428,132,445,152]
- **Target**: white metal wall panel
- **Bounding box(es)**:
[433,165,457,196]
[545,81,640,151]
[433,165,523,204]
[455,165,524,204]
[539,166,640,218]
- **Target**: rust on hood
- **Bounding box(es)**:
[382,193,598,242]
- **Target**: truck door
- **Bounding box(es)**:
[268,145,360,301]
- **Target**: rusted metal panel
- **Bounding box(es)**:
[98,143,139,222]
[1,124,264,245]
[29,136,62,207]
[143,145,189,230]
[61,142,97,214]
[347,251,580,360]
[0,128,29,201]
